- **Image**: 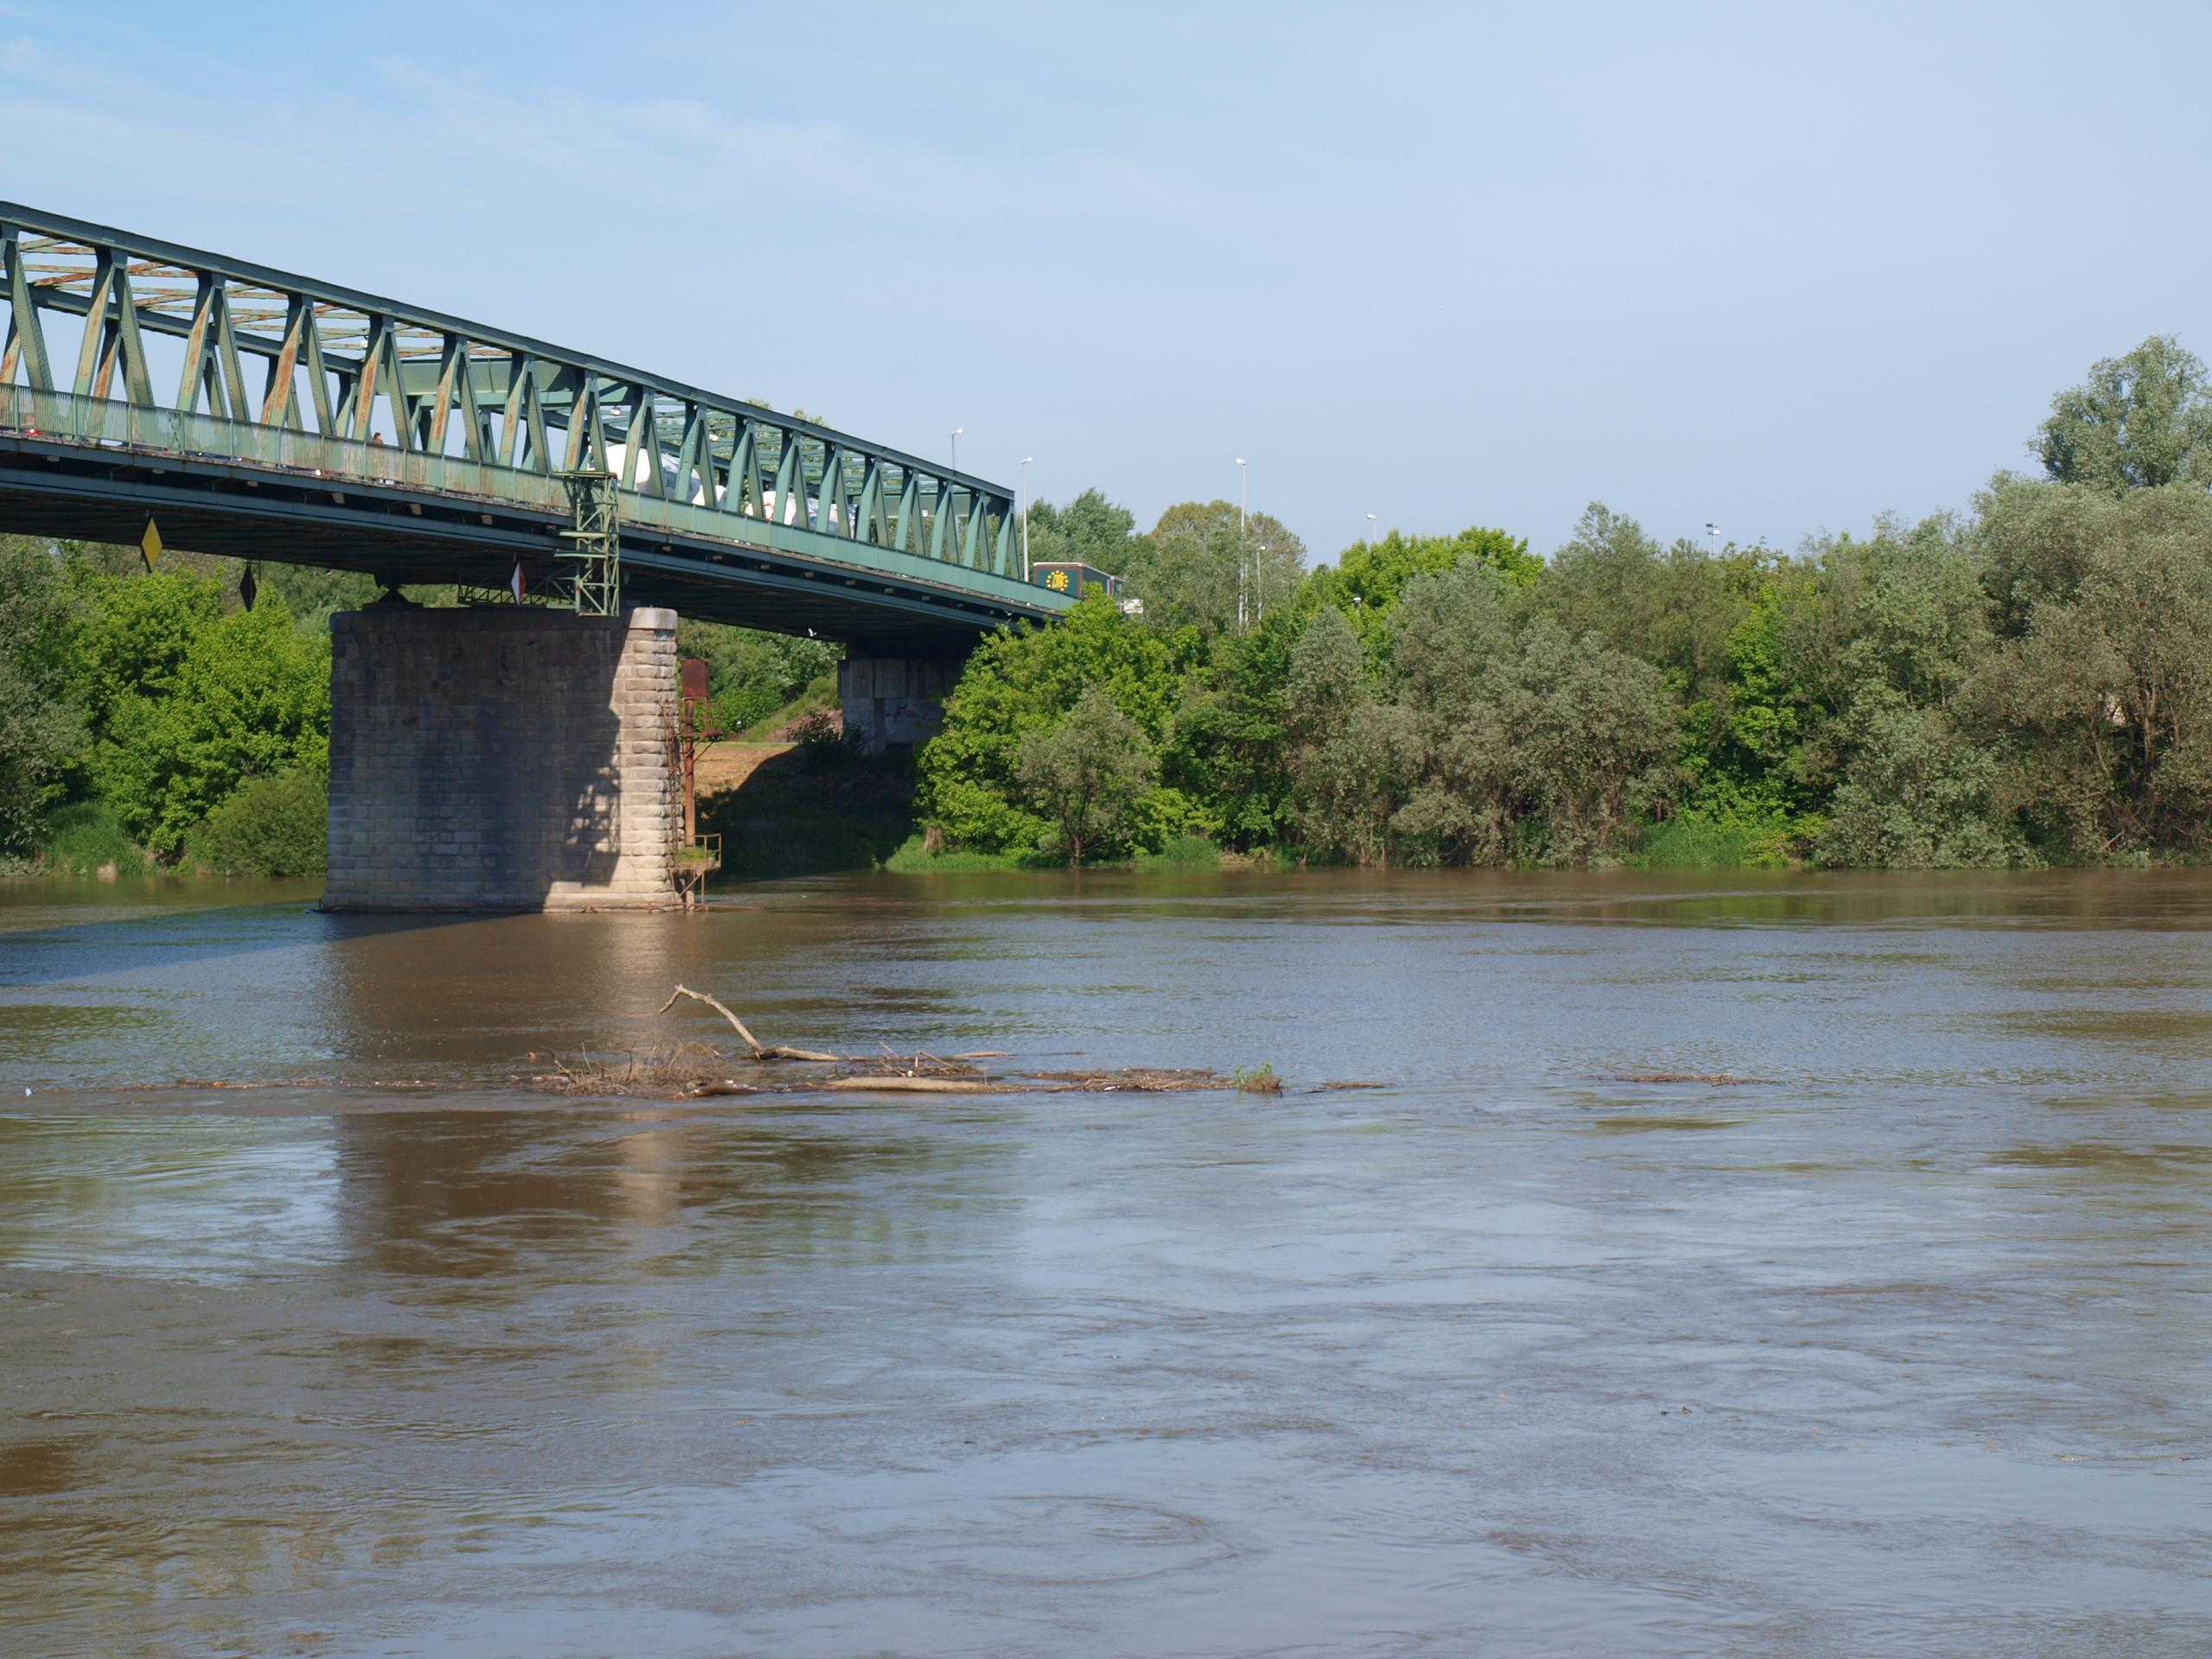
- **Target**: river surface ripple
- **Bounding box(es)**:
[1,869,2208,1656]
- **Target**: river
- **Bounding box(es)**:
[2,869,2208,1656]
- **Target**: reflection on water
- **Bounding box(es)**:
[1,868,2209,1655]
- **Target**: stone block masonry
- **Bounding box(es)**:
[839,652,958,753]
[324,602,681,911]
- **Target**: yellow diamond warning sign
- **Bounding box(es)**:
[139,518,163,571]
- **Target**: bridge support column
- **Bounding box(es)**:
[838,653,958,754]
[323,601,681,912]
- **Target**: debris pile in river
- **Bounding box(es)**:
[531,984,1322,1100]
[537,1047,1243,1100]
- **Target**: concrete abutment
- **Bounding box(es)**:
[323,601,680,912]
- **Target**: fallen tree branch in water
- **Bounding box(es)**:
[658,985,840,1061]
[658,985,761,1053]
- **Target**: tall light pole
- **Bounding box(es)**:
[1704,521,1719,557]
[1020,456,1034,582]
[1236,458,1249,631]
[1365,512,1379,542]
[951,427,963,472]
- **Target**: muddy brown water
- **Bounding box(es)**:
[2,869,2209,1656]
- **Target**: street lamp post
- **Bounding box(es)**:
[951,428,963,472]
[1020,456,1034,582]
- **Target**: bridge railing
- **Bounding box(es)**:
[0,384,569,509]
[0,385,1060,608]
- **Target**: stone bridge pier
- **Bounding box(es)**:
[323,601,681,912]
[838,652,961,753]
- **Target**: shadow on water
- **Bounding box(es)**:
[0,880,489,981]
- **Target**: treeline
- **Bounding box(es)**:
[922,336,2212,868]
[3,336,2206,878]
[0,550,833,877]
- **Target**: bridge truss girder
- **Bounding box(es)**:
[0,202,1046,636]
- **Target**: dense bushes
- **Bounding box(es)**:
[193,769,328,876]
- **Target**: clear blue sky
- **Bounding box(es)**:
[4,0,2206,563]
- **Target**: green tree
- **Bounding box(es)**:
[918,594,1187,853]
[1384,562,1522,863]
[1976,481,2212,857]
[57,566,226,750]
[1165,610,1298,849]
[1496,618,1681,867]
[1535,503,1668,652]
[0,537,82,858]
[1764,517,1998,852]
[254,564,379,631]
[1284,607,1414,864]
[2037,335,2212,494]
[1537,503,1761,714]
[1814,691,2021,868]
[1305,524,1538,643]
[1017,684,1158,863]
[1782,517,1992,721]
[1121,500,1306,636]
[97,600,331,857]
[1026,489,1139,573]
[1679,573,1816,835]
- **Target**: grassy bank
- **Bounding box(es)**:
[1634,814,1803,870]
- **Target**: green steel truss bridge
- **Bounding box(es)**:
[0,203,1066,649]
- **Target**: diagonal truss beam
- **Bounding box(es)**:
[0,200,1017,577]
